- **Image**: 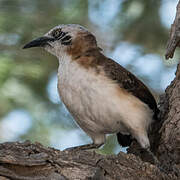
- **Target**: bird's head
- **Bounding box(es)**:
[23,24,98,59]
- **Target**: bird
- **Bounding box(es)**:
[23,24,159,156]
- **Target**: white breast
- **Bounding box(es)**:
[57,55,153,145]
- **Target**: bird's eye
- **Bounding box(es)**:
[52,29,62,39]
[51,29,71,45]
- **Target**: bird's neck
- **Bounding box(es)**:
[57,51,71,66]
[58,47,103,66]
[67,46,102,60]
[57,48,104,84]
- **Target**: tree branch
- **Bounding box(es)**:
[165,0,180,59]
[0,141,176,180]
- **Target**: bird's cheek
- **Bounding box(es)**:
[44,45,56,56]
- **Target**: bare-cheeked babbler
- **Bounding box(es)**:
[23,24,163,170]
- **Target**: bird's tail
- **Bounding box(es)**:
[116,133,133,147]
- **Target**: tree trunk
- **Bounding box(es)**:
[1,1,180,179]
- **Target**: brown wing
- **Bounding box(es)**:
[101,57,159,117]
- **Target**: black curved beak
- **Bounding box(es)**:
[23,36,55,49]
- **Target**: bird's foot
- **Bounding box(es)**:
[64,143,103,152]
[146,148,169,174]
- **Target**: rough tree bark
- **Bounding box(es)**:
[1,1,180,180]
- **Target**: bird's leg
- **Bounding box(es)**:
[146,147,169,174]
[65,134,105,152]
[64,143,103,152]
[146,148,161,167]
[131,130,169,173]
[147,148,180,175]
